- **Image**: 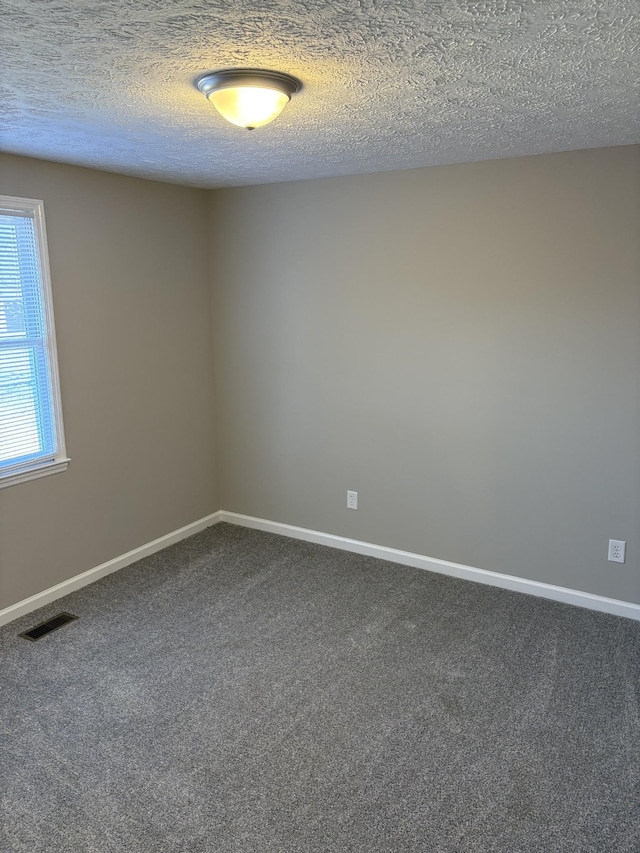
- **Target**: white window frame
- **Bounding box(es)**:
[0,195,69,489]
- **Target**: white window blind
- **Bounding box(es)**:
[0,196,68,488]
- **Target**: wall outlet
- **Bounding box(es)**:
[608,539,626,564]
[347,490,358,510]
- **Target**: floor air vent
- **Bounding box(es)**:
[20,612,78,641]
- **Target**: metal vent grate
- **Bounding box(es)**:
[20,612,78,641]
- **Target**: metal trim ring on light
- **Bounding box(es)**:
[196,68,303,100]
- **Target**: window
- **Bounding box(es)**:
[0,196,68,488]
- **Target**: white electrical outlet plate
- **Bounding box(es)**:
[347,490,358,510]
[608,539,626,564]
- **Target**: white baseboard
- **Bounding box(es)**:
[219,511,640,622]
[0,511,222,628]
[3,508,638,629]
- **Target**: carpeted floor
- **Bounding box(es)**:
[1,523,639,852]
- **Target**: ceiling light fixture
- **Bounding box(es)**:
[196,69,302,130]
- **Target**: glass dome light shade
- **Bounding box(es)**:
[197,69,302,130]
[208,86,290,129]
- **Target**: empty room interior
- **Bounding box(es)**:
[1,1,639,851]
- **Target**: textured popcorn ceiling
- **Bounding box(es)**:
[1,1,638,187]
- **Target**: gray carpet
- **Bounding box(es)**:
[1,523,639,852]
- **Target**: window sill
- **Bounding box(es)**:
[0,458,70,490]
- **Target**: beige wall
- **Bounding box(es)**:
[0,155,218,608]
[2,146,638,612]
[211,146,640,604]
